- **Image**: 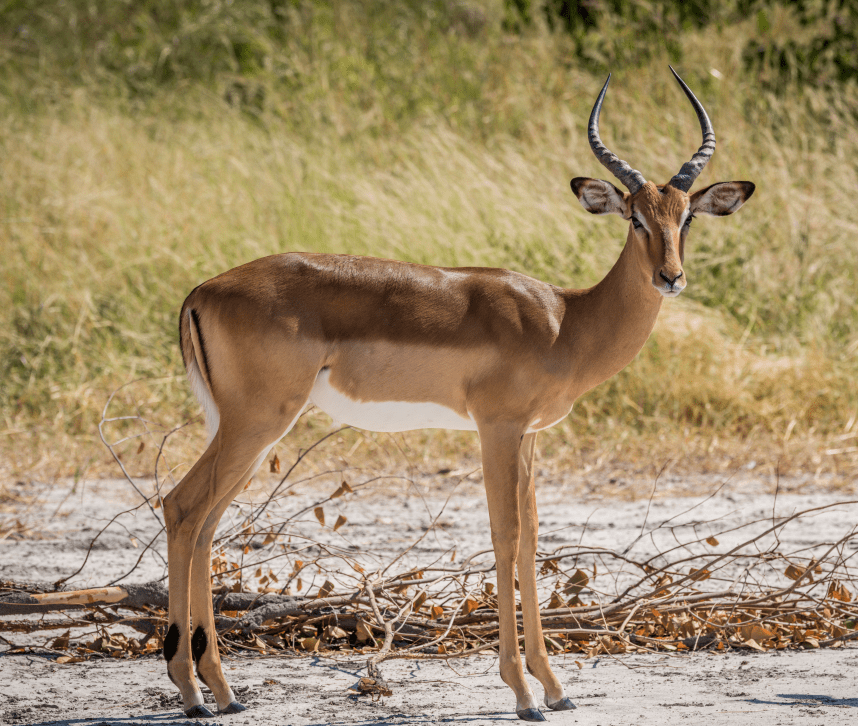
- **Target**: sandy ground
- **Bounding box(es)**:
[2,471,857,725]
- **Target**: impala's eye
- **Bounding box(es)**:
[632,217,643,230]
[683,215,694,229]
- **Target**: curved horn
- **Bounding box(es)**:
[667,66,716,192]
[588,74,647,194]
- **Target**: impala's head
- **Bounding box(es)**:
[570,67,755,298]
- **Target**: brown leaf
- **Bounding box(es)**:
[430,605,444,620]
[136,441,146,454]
[341,480,354,494]
[563,569,589,596]
[300,637,319,652]
[355,620,375,643]
[574,660,583,670]
[414,592,428,611]
[437,643,447,654]
[689,567,711,582]
[449,549,456,562]
[547,592,566,610]
[152,497,161,510]
[323,625,349,640]
[317,580,335,599]
[705,536,719,546]
[483,582,495,596]
[314,507,325,526]
[785,564,804,581]
[55,655,82,664]
[463,598,480,614]
[262,532,277,546]
[51,630,71,650]
[270,454,281,474]
[333,515,347,532]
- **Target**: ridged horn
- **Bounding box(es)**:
[588,74,647,194]
[667,66,716,192]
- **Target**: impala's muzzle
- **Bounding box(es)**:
[654,268,685,297]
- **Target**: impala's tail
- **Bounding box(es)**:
[179,301,220,447]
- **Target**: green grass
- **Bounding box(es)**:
[1,1,857,480]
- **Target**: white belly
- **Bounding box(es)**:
[309,368,478,433]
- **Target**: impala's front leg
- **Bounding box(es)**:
[517,433,576,712]
[479,422,544,722]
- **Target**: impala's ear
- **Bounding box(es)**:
[690,181,755,216]
[570,177,628,216]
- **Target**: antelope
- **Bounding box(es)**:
[162,68,754,721]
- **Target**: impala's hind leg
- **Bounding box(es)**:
[516,433,575,712]
[163,402,305,717]
[189,441,281,713]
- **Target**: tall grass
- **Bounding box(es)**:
[1,1,856,480]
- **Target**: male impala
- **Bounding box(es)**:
[163,68,754,721]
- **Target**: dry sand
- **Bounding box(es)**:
[1,470,857,725]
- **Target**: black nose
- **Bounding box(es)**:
[659,270,683,286]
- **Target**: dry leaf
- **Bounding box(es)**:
[270,454,281,474]
[689,567,711,582]
[483,582,495,596]
[437,643,447,654]
[136,441,146,454]
[449,549,456,562]
[262,532,277,546]
[574,660,583,670]
[317,580,335,599]
[323,626,349,640]
[705,536,719,546]
[129,537,138,549]
[333,515,347,532]
[152,497,161,510]
[563,569,589,596]
[342,480,354,494]
[356,620,375,643]
[300,637,319,652]
[314,507,325,526]
[414,591,428,610]
[547,592,566,610]
[430,605,444,619]
[785,564,804,581]
[463,598,480,614]
[51,630,71,650]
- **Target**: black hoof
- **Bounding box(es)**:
[218,701,247,715]
[547,696,577,711]
[516,708,547,722]
[184,704,216,718]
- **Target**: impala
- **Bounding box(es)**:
[163,68,754,721]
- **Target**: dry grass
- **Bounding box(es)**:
[1,2,857,482]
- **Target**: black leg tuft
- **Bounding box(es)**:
[163,623,180,662]
[191,625,208,664]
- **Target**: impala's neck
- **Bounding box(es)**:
[563,231,663,396]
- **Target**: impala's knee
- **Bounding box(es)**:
[163,491,203,538]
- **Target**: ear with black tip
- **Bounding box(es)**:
[690,181,755,216]
[570,177,629,216]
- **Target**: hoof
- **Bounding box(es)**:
[516,708,547,722]
[547,696,577,711]
[184,704,216,718]
[218,701,247,715]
